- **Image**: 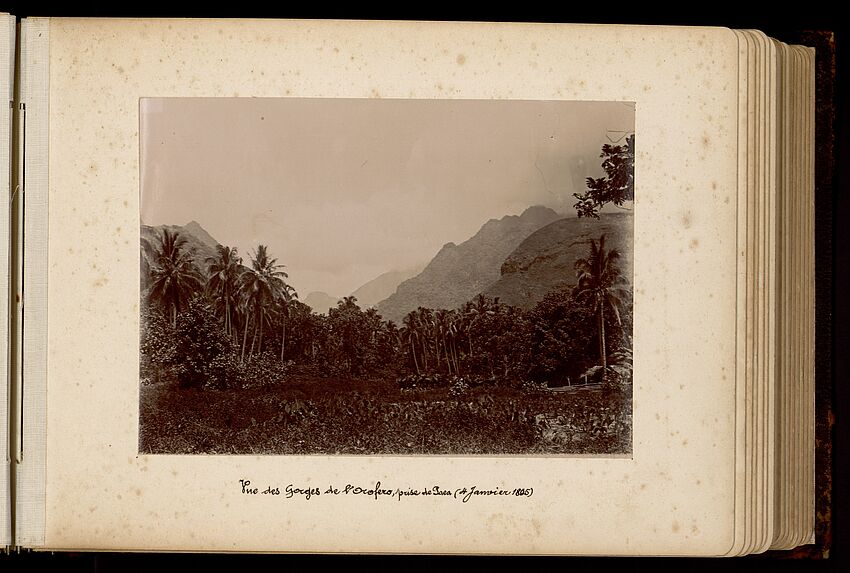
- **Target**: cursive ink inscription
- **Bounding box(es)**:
[239,479,258,494]
[238,479,534,503]
[286,484,321,500]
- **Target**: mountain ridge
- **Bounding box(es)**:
[140,221,221,292]
[349,265,424,310]
[182,220,219,250]
[303,291,341,315]
[484,211,633,309]
[375,205,562,323]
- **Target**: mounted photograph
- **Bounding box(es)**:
[138,98,635,456]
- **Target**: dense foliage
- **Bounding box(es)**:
[139,135,635,454]
[573,134,635,218]
[140,376,631,455]
[141,258,633,390]
[139,229,633,454]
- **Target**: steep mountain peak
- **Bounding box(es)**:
[140,221,222,292]
[520,205,559,220]
[182,220,219,249]
[375,206,563,323]
[481,216,508,228]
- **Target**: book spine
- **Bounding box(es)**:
[0,12,14,552]
[804,44,816,547]
[13,17,48,550]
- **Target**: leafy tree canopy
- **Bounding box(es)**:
[573,134,635,218]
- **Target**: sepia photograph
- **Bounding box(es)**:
[138,98,634,456]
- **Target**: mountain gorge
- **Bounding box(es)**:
[302,291,341,315]
[484,211,633,309]
[350,267,424,310]
[375,206,562,323]
[140,209,633,321]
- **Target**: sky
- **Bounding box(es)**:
[140,98,634,297]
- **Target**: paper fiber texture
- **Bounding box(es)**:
[16,17,51,549]
[38,19,740,554]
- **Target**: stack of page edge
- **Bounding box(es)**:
[1,12,14,552]
[731,30,815,554]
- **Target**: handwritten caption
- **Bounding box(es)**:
[238,479,533,503]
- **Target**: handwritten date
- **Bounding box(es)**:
[238,479,533,503]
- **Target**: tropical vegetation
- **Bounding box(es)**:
[139,226,632,455]
[139,138,635,455]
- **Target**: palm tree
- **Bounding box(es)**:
[415,307,434,372]
[445,309,460,374]
[401,312,421,375]
[382,319,402,362]
[573,234,627,370]
[205,245,243,339]
[462,295,495,372]
[277,283,298,362]
[435,309,459,375]
[238,245,292,363]
[146,229,203,327]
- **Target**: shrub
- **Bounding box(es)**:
[140,307,178,384]
[397,373,449,391]
[237,352,294,389]
[448,378,470,396]
[173,298,238,389]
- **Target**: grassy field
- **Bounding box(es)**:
[139,374,631,456]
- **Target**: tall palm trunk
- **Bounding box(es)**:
[250,323,258,359]
[241,314,250,363]
[451,338,460,374]
[257,309,264,356]
[599,299,607,369]
[410,341,420,375]
[280,318,286,362]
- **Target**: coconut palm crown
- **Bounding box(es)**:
[572,234,627,369]
[147,229,203,327]
[238,244,293,362]
[205,245,243,340]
